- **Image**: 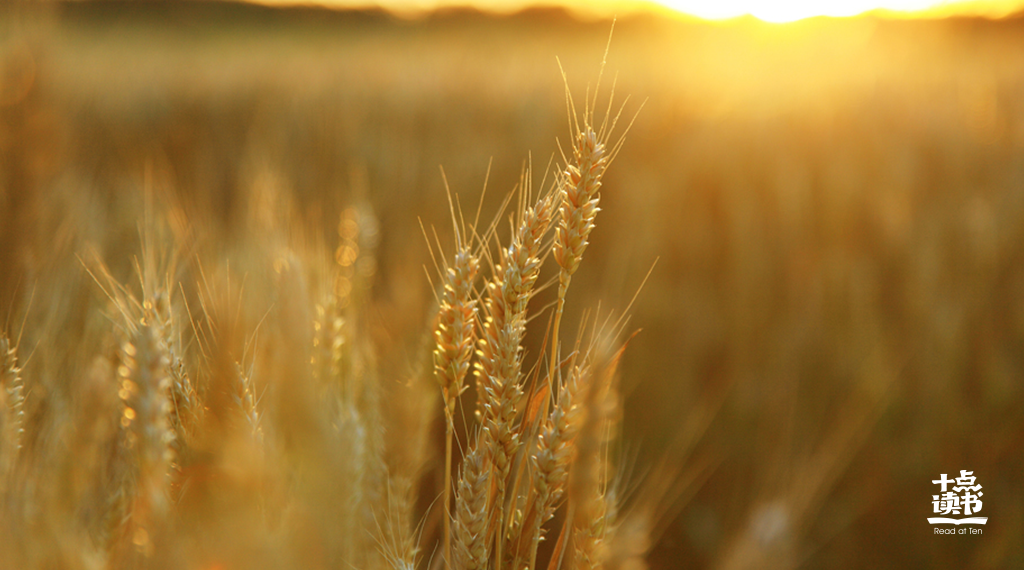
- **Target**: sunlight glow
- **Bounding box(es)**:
[658,0,932,22]
[650,0,1024,22]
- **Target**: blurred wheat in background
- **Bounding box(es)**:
[1,1,1024,569]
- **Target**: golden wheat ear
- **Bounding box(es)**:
[510,364,587,570]
[467,182,558,568]
[422,168,486,570]
[433,244,480,422]
[374,473,423,570]
[548,51,640,387]
[0,334,26,483]
[564,337,628,570]
[112,323,175,560]
[232,360,264,446]
[432,241,480,570]
[452,439,490,570]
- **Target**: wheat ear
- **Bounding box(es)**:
[569,352,620,570]
[452,441,489,570]
[117,323,175,556]
[435,244,480,419]
[549,126,608,384]
[433,243,480,568]
[516,365,587,570]
[146,289,202,501]
[233,361,264,446]
[0,334,25,488]
[475,191,556,411]
[472,190,555,562]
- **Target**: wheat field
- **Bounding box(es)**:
[1,2,1023,569]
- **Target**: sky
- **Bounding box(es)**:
[255,0,1024,21]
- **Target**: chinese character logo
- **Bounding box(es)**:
[928,470,987,525]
